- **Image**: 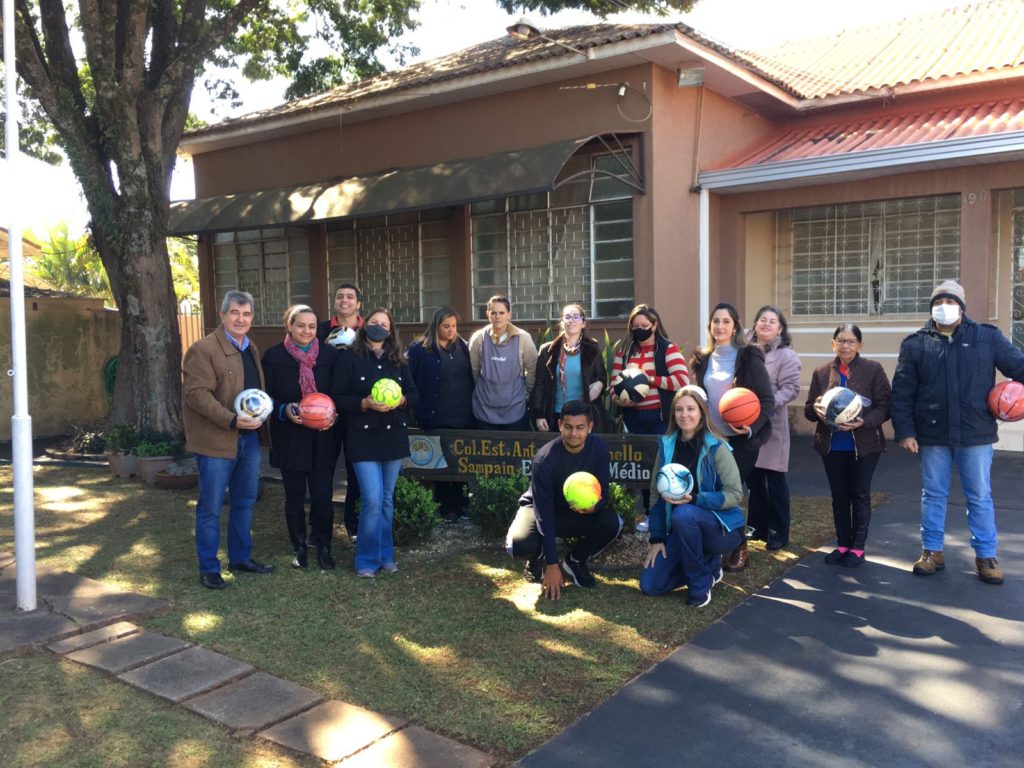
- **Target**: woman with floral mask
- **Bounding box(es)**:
[334,308,418,578]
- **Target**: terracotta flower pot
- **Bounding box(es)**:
[155,469,198,490]
[137,456,173,485]
[107,451,139,478]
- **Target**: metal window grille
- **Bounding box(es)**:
[1011,189,1024,349]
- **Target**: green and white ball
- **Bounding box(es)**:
[371,378,403,407]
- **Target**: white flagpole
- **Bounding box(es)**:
[4,0,37,611]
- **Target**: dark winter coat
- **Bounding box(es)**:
[891,316,1024,447]
[690,344,774,450]
[531,335,608,431]
[804,354,891,457]
[334,347,419,462]
[260,342,340,472]
[406,337,474,430]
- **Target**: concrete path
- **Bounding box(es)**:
[518,442,1024,768]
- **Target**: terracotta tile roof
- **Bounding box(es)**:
[725,98,1024,168]
[736,0,1024,100]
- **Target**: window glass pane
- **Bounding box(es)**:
[590,154,634,201]
[509,192,547,211]
[471,199,505,216]
[593,199,632,222]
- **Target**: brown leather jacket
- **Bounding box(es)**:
[183,326,265,459]
[804,355,891,457]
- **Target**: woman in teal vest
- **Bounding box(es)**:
[640,386,745,607]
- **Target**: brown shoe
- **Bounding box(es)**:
[975,557,1004,585]
[723,541,749,572]
[912,549,945,575]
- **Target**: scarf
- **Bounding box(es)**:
[558,335,583,400]
[284,336,319,396]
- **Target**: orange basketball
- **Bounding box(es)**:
[299,392,336,430]
[719,387,761,429]
[987,380,1024,422]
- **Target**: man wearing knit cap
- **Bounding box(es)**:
[892,279,1024,585]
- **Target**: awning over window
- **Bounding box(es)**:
[169,135,642,235]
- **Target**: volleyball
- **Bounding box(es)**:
[820,386,863,428]
[719,387,760,429]
[655,463,694,503]
[371,378,403,407]
[613,367,650,405]
[298,392,336,430]
[562,471,602,513]
[233,388,273,423]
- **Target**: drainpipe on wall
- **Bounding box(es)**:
[699,186,709,336]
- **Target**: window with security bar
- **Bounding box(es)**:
[212,227,311,326]
[469,152,636,321]
[1010,189,1024,350]
[785,195,960,317]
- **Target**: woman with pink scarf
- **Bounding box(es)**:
[262,305,341,571]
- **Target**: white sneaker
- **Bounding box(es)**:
[635,516,650,533]
[713,567,724,586]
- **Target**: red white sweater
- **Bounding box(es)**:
[612,342,689,410]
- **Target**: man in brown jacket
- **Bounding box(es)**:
[183,290,273,589]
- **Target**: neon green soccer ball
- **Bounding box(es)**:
[371,378,402,407]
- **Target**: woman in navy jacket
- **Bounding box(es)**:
[407,306,474,519]
[334,308,418,578]
[262,305,340,571]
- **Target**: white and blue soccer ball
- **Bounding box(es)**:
[233,388,273,423]
[326,326,357,348]
[820,386,863,429]
[655,463,694,503]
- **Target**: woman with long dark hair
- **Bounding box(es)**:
[407,306,474,519]
[746,305,802,550]
[804,324,891,567]
[262,305,340,570]
[640,386,745,608]
[690,302,774,571]
[335,308,418,578]
[532,303,607,432]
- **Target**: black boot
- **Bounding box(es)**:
[317,546,335,571]
[291,547,308,569]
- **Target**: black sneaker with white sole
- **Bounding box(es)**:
[561,554,596,589]
[524,556,544,583]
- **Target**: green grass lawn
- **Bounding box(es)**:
[1,465,835,765]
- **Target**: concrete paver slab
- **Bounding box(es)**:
[48,591,167,627]
[258,700,407,763]
[65,631,190,674]
[342,725,494,768]
[184,671,322,731]
[119,646,254,704]
[0,550,13,570]
[47,621,140,655]
[0,611,77,653]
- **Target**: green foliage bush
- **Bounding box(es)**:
[468,473,530,539]
[607,482,641,535]
[135,432,185,459]
[393,476,441,546]
[103,423,138,453]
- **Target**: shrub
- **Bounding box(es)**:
[393,475,441,546]
[68,426,106,454]
[468,473,530,539]
[103,423,138,454]
[608,482,641,535]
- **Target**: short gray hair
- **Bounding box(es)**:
[220,290,254,313]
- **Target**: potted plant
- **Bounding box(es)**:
[136,434,183,485]
[103,424,139,478]
[156,457,198,490]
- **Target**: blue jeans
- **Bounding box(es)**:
[640,504,743,597]
[194,431,261,574]
[920,444,997,557]
[353,460,403,572]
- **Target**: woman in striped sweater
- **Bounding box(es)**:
[611,304,689,524]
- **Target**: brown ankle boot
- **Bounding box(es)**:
[723,541,749,572]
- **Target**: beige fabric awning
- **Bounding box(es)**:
[169,137,596,235]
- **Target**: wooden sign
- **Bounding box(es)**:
[403,429,660,488]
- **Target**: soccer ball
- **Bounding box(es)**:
[612,367,650,406]
[233,388,273,423]
[325,327,357,348]
[563,471,602,513]
[820,386,863,429]
[371,378,403,407]
[655,463,694,503]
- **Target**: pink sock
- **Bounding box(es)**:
[850,549,864,557]
[837,546,849,554]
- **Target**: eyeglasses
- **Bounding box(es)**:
[834,338,859,346]
[563,313,582,322]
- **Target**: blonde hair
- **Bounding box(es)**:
[283,304,316,328]
[666,387,729,442]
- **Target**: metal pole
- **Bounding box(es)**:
[4,0,37,611]
[699,187,710,335]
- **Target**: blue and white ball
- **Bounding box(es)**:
[820,386,863,429]
[655,463,694,503]
[325,326,357,348]
[233,388,273,423]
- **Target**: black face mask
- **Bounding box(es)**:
[631,327,654,343]
[364,324,390,342]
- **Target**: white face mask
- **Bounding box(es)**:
[931,303,961,326]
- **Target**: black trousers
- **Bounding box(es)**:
[727,438,759,485]
[343,459,360,537]
[821,451,880,550]
[506,504,621,563]
[434,480,467,518]
[747,468,791,544]
[281,467,336,550]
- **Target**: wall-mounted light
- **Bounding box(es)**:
[506,17,593,60]
[677,64,705,88]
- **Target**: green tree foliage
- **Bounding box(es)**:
[24,223,112,303]
[167,237,200,311]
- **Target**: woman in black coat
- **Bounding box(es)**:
[531,303,608,432]
[262,305,340,571]
[690,302,774,572]
[334,308,418,578]
[407,306,474,520]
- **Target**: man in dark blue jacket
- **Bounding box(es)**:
[892,280,1024,585]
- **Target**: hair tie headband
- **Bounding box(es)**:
[680,384,708,402]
